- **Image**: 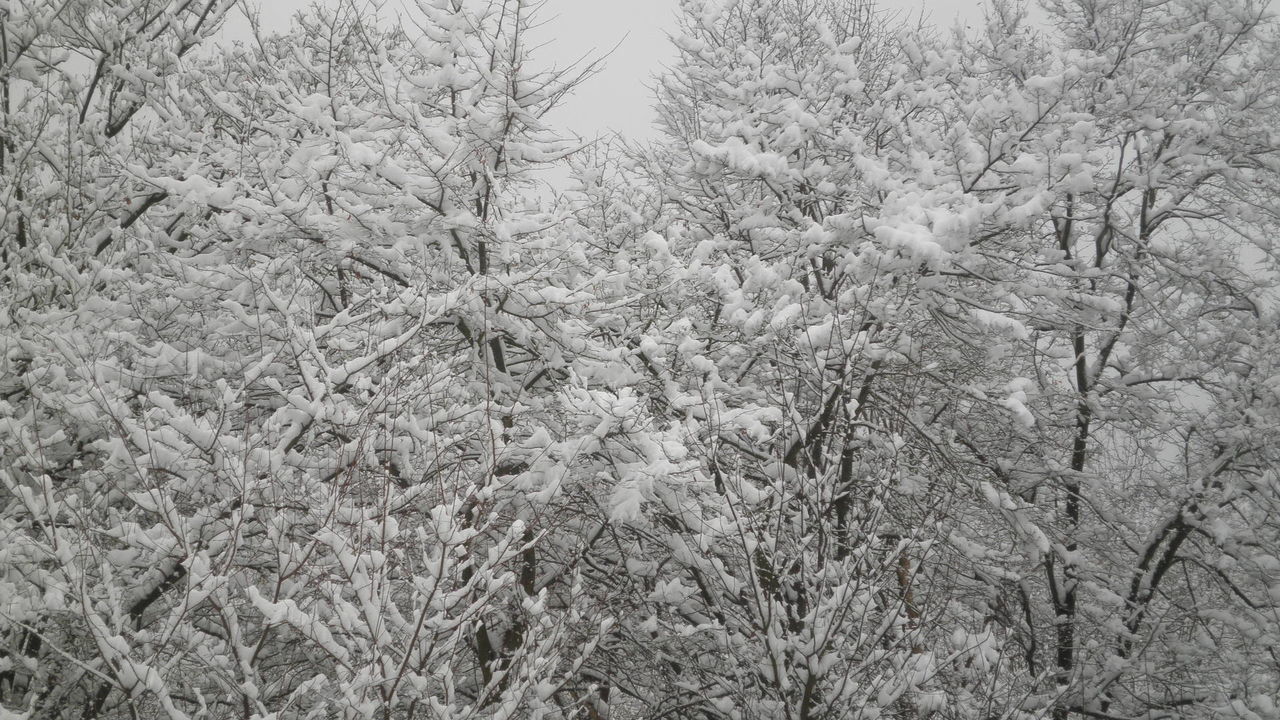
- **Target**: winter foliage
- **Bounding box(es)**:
[2,0,1280,719]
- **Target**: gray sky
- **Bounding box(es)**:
[232,0,988,140]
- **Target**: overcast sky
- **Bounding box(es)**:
[233,0,988,140]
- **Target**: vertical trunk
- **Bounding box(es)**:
[1046,196,1085,720]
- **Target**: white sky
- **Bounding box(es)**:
[231,0,989,140]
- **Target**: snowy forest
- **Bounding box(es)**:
[2,0,1279,718]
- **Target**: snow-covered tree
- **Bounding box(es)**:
[564,2,973,718]
[0,1,624,717]
[601,0,1280,719]
[924,2,1280,718]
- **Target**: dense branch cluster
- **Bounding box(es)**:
[2,1,1279,719]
